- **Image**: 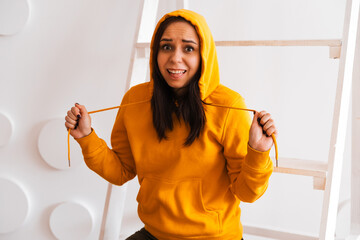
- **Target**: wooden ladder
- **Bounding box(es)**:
[99,0,360,239]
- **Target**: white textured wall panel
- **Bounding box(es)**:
[38,118,82,169]
[49,201,93,239]
[0,0,29,36]
[0,113,13,147]
[0,177,29,233]
[0,0,140,239]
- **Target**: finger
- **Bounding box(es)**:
[75,103,89,117]
[252,111,261,127]
[65,121,76,130]
[67,110,77,121]
[263,118,274,132]
[258,112,271,126]
[65,116,77,126]
[265,125,277,137]
[257,110,267,119]
[71,106,81,119]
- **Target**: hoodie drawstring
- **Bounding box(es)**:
[67,102,278,168]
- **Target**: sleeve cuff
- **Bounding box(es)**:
[244,144,272,170]
[75,129,105,156]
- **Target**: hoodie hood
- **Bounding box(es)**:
[150,9,220,100]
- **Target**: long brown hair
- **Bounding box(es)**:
[151,16,205,146]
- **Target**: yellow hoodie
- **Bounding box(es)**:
[76,9,273,240]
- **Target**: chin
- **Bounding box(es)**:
[166,82,185,89]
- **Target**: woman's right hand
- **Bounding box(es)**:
[65,103,92,139]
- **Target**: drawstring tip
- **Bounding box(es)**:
[271,134,279,168]
[67,128,71,167]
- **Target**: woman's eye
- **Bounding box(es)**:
[185,46,194,52]
[161,44,171,50]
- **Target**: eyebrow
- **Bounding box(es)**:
[160,38,198,45]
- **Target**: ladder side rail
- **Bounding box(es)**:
[176,0,189,10]
[319,0,360,239]
[125,0,159,91]
[349,3,360,238]
[100,184,128,240]
[100,0,159,239]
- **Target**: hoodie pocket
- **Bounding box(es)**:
[136,177,221,236]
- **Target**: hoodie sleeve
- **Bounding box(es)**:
[75,92,136,186]
[221,97,273,203]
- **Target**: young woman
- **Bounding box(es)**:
[65,9,277,240]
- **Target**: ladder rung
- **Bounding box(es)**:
[274,158,327,178]
[274,158,328,190]
[215,39,341,47]
[243,225,318,240]
[136,39,341,48]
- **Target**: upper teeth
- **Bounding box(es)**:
[169,70,185,74]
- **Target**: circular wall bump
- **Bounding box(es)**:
[49,202,93,240]
[0,112,13,147]
[0,177,29,233]
[38,118,83,170]
[0,0,30,36]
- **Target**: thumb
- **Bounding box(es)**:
[75,103,89,117]
[251,111,261,127]
[249,111,263,143]
[73,103,92,138]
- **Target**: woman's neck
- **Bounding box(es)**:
[173,86,189,97]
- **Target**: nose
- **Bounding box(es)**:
[170,48,182,63]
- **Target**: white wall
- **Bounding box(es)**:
[0,0,352,239]
[0,0,141,239]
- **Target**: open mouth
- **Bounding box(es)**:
[167,69,186,74]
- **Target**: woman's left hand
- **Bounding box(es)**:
[248,111,278,152]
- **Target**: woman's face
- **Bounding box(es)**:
[157,21,201,93]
